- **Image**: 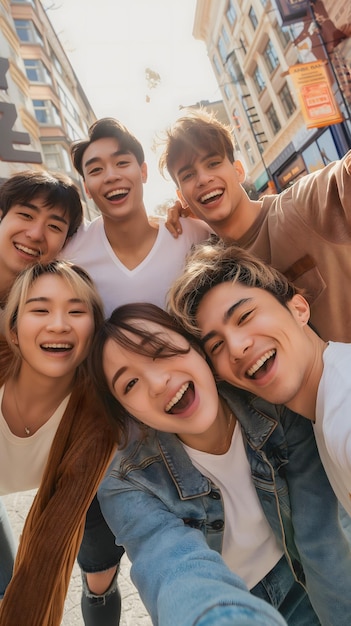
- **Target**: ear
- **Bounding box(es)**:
[176,189,195,218]
[10,329,19,345]
[84,181,92,199]
[287,294,310,327]
[141,162,148,183]
[233,160,246,184]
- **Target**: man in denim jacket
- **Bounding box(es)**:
[98,384,351,626]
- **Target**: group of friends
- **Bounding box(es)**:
[0,109,351,626]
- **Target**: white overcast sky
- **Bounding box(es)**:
[46,0,220,210]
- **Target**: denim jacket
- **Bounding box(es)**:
[99,386,351,626]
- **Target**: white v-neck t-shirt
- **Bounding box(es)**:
[0,386,70,495]
[62,216,211,316]
[183,424,283,589]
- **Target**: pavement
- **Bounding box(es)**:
[2,490,152,626]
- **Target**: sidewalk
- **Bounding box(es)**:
[3,490,152,626]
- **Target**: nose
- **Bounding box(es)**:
[26,219,45,242]
[227,332,253,363]
[148,365,171,398]
[196,168,214,187]
[103,165,121,183]
[46,311,71,333]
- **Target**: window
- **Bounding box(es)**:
[32,100,61,125]
[263,40,279,74]
[14,20,43,45]
[227,51,245,85]
[253,65,266,94]
[24,59,52,84]
[213,55,222,75]
[65,119,79,142]
[266,104,281,134]
[42,144,71,172]
[226,0,237,26]
[232,108,241,132]
[279,83,296,117]
[224,84,232,100]
[249,7,258,30]
[11,0,35,5]
[277,25,291,49]
[222,26,229,46]
[218,36,227,64]
[51,51,64,76]
[244,141,255,165]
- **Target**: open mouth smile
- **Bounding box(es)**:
[41,343,73,353]
[246,349,276,380]
[199,189,224,205]
[15,243,41,257]
[105,189,129,201]
[165,381,195,414]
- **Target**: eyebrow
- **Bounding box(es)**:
[176,151,219,179]
[84,150,131,170]
[25,296,84,304]
[111,366,128,389]
[201,298,252,346]
[21,202,68,225]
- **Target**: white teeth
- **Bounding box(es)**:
[247,350,276,377]
[200,189,222,203]
[41,343,72,349]
[15,244,40,257]
[165,382,189,412]
[106,189,129,199]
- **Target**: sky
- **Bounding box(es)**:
[45,0,221,211]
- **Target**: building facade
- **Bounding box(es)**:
[194,0,351,193]
[0,0,97,217]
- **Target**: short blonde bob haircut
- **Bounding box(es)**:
[3,260,104,378]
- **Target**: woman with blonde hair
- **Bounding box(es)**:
[0,260,115,626]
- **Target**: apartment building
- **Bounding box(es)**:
[194,0,351,193]
[0,0,97,217]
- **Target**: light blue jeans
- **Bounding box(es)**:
[0,498,17,599]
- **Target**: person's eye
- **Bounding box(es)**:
[208,339,223,356]
[88,167,102,175]
[238,310,253,324]
[31,308,49,314]
[125,378,138,394]
[69,309,87,315]
[209,159,222,168]
[181,171,193,182]
[117,160,130,167]
[48,223,64,233]
[18,212,32,220]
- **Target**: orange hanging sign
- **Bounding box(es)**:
[288,61,343,129]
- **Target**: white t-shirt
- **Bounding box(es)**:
[314,341,351,515]
[183,424,283,589]
[0,386,70,495]
[62,217,211,316]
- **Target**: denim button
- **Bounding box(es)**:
[209,490,221,500]
[211,520,224,530]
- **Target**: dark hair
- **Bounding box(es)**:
[159,108,235,184]
[0,170,83,240]
[89,302,198,446]
[71,118,145,177]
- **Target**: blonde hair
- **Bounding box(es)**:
[3,260,104,377]
[167,240,297,336]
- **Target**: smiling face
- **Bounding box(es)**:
[0,198,69,295]
[82,137,147,221]
[173,151,257,239]
[196,282,319,411]
[102,320,219,446]
[13,274,95,383]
